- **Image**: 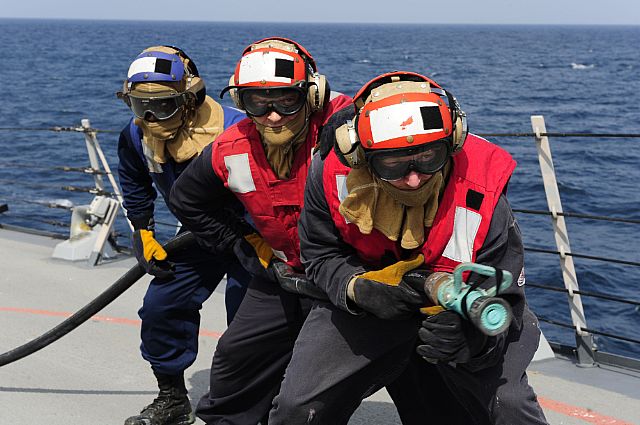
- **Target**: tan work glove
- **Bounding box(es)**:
[348,255,428,320]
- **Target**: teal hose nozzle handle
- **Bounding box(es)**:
[420,263,513,336]
[465,295,512,336]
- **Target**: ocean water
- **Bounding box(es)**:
[0,19,639,358]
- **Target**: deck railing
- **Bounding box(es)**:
[478,117,640,368]
[1,117,640,368]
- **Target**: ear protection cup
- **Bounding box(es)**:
[226,75,242,110]
[334,119,366,168]
[452,113,467,152]
[444,90,468,153]
[307,71,328,113]
[186,76,206,108]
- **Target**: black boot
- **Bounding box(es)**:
[124,371,195,425]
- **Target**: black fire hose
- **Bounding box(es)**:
[270,261,329,301]
[0,231,330,367]
[0,231,196,367]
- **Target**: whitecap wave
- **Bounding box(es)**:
[571,62,595,69]
[42,198,74,209]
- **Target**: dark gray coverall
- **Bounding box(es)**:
[267,140,549,424]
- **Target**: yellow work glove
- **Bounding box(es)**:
[232,233,277,281]
[132,229,175,280]
[348,254,428,320]
[244,233,275,268]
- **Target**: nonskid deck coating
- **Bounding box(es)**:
[1,229,638,425]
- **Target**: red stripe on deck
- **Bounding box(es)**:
[538,396,635,425]
[0,306,223,339]
[1,306,634,424]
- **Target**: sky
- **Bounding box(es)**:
[0,0,638,25]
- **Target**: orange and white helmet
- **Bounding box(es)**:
[335,71,467,175]
[354,71,467,152]
[220,37,328,114]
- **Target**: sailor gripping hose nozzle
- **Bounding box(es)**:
[404,263,514,336]
[274,260,514,336]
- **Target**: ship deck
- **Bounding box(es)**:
[1,228,638,425]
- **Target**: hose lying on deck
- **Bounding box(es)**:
[0,231,330,367]
[0,231,195,367]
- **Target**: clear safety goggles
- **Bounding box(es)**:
[366,141,451,181]
[119,92,190,121]
[240,87,306,117]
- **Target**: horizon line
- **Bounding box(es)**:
[0,16,638,27]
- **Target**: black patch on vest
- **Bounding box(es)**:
[420,106,443,130]
[275,58,295,79]
[154,58,173,75]
[466,189,484,211]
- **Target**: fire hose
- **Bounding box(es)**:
[0,232,195,367]
[0,230,511,367]
[0,231,332,367]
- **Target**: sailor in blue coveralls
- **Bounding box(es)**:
[116,46,250,425]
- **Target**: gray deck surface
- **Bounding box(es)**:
[1,228,639,425]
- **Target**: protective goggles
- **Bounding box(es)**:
[120,92,189,121]
[366,140,451,181]
[240,87,306,117]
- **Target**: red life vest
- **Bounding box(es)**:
[322,134,516,272]
[211,95,352,269]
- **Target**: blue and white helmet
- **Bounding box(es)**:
[120,45,206,107]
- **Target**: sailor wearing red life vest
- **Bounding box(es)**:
[168,37,352,424]
[268,72,549,424]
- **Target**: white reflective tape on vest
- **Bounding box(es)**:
[336,175,349,202]
[128,57,159,78]
[369,101,442,144]
[517,268,526,286]
[224,154,256,194]
[442,206,481,263]
[237,51,294,85]
[336,174,350,223]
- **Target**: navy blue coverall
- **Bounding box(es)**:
[117,105,250,375]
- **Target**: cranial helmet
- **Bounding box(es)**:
[220,37,329,114]
[117,46,206,120]
[335,71,468,171]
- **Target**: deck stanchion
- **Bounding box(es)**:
[80,120,133,265]
[80,120,105,193]
[81,119,133,232]
[531,115,595,366]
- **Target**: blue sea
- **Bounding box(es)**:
[0,19,639,358]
